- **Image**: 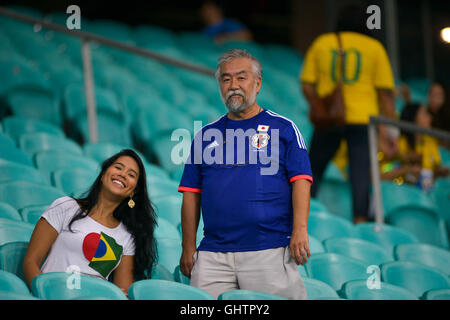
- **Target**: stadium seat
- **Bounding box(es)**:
[177,216,205,247]
[154,217,181,241]
[31,272,128,300]
[316,180,353,221]
[380,261,450,299]
[20,205,48,225]
[302,278,339,300]
[423,289,450,300]
[0,180,65,210]
[51,168,97,195]
[309,235,325,254]
[307,211,355,241]
[0,219,34,246]
[0,145,34,167]
[128,279,214,300]
[354,223,419,253]
[386,205,449,248]
[309,198,330,213]
[156,238,182,274]
[0,60,50,96]
[0,202,22,221]
[19,132,83,158]
[0,131,16,149]
[0,161,48,185]
[394,243,450,277]
[430,177,450,223]
[298,264,308,278]
[2,116,64,143]
[0,291,39,300]
[173,265,190,285]
[0,270,31,296]
[152,195,182,226]
[0,241,29,281]
[305,253,368,292]
[150,263,175,282]
[83,142,130,163]
[323,237,394,266]
[341,280,417,300]
[145,162,171,180]
[218,289,287,300]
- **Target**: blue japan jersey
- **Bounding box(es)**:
[178,109,313,252]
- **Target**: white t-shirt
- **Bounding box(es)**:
[40,196,135,280]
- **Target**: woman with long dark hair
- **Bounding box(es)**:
[23,149,157,295]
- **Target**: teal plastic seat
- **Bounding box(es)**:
[0,132,16,149]
[0,180,65,210]
[309,198,330,213]
[157,238,182,274]
[423,289,450,300]
[0,202,22,221]
[20,205,49,225]
[381,261,450,298]
[173,265,190,285]
[83,142,130,163]
[430,178,450,223]
[145,162,171,180]
[177,216,205,247]
[316,180,353,221]
[0,161,47,185]
[19,132,83,158]
[307,211,355,241]
[0,220,34,246]
[355,223,419,253]
[324,237,394,266]
[386,206,448,248]
[394,243,450,276]
[309,235,325,254]
[218,289,287,300]
[0,270,31,296]
[305,253,368,292]
[51,168,97,195]
[0,145,34,167]
[31,272,128,300]
[302,278,339,300]
[150,263,175,282]
[128,279,214,300]
[154,217,181,241]
[152,195,182,226]
[298,264,308,278]
[0,291,39,300]
[341,280,417,300]
[2,116,64,144]
[0,241,29,281]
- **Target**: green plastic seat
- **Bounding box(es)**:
[128,279,214,300]
[309,198,330,213]
[305,253,368,292]
[0,132,16,149]
[19,132,82,158]
[31,272,128,300]
[173,265,190,285]
[0,270,31,296]
[386,206,449,248]
[355,223,419,253]
[2,116,64,143]
[0,161,47,185]
[298,264,308,278]
[20,204,50,225]
[51,168,97,195]
[150,263,175,282]
[0,241,29,281]
[324,237,394,266]
[0,220,34,246]
[430,178,450,223]
[381,261,450,298]
[154,217,181,241]
[83,142,131,163]
[0,60,50,96]
[0,145,34,167]
[149,179,180,200]
[0,180,65,211]
[394,243,450,276]
[423,289,450,300]
[145,162,171,180]
[307,211,355,241]
[309,235,325,254]
[0,291,39,300]
[218,289,287,300]
[302,278,339,300]
[316,180,353,221]
[152,195,182,226]
[0,202,22,221]
[156,238,182,274]
[341,280,417,300]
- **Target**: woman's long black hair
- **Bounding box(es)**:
[68,149,157,281]
[400,103,422,150]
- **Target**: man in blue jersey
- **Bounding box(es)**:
[178,49,312,299]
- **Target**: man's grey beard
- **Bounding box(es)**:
[221,87,257,114]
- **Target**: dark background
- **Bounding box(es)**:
[1,0,449,84]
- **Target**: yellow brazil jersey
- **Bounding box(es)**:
[398,135,442,171]
[300,32,395,124]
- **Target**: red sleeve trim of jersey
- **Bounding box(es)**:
[178,186,202,193]
[289,175,313,184]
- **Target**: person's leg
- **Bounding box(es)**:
[345,125,371,223]
[309,127,345,197]
[190,251,239,299]
[235,246,307,300]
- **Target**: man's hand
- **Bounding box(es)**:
[289,227,311,266]
[179,246,197,278]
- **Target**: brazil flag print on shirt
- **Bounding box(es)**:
[82,232,123,278]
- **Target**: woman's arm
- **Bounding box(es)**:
[113,255,134,297]
[23,218,59,288]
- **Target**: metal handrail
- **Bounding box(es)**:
[368,115,450,224]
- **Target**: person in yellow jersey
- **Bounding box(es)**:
[300,5,397,224]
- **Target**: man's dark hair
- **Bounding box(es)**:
[335,5,370,35]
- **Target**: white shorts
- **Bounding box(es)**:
[190,246,307,300]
